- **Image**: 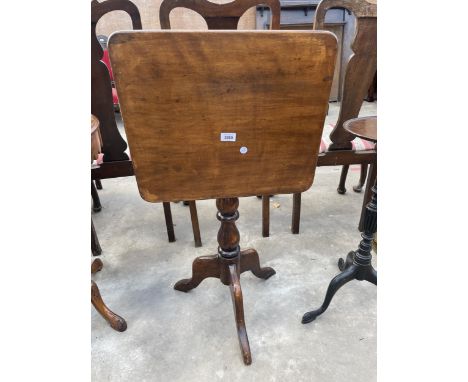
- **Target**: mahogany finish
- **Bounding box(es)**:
[109,31,337,201]
[160,0,281,30]
[343,116,377,142]
[91,0,201,245]
[91,278,128,332]
[108,30,336,364]
[160,0,281,239]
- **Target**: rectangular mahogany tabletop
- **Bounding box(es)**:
[109,30,337,202]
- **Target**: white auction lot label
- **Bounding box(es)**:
[220,133,236,142]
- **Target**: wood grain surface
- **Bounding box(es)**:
[343,116,377,143]
[109,31,337,202]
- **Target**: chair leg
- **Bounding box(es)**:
[95,179,103,190]
[262,195,270,237]
[91,219,102,256]
[337,165,349,194]
[291,193,301,234]
[91,181,102,212]
[188,201,202,247]
[353,164,368,193]
[163,202,176,243]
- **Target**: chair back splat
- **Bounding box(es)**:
[314,0,377,151]
[91,0,142,163]
[160,0,281,30]
[284,0,377,236]
[91,0,192,246]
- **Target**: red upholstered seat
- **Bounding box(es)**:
[319,123,375,153]
[112,88,119,105]
[101,49,114,81]
[100,49,119,106]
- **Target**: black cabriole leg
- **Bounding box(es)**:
[303,184,377,324]
[302,264,358,324]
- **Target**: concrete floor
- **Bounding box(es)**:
[92,102,377,382]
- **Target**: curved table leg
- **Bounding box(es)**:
[338,251,355,271]
[365,267,377,285]
[91,258,103,274]
[240,249,276,280]
[302,264,358,324]
[174,255,220,292]
[91,280,127,332]
[228,264,252,365]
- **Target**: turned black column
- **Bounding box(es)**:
[354,185,376,268]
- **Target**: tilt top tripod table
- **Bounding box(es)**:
[108,30,337,364]
[302,116,377,324]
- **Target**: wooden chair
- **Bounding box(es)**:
[262,0,377,235]
[91,0,202,246]
[159,0,280,29]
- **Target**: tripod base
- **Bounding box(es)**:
[302,252,376,324]
[175,248,275,365]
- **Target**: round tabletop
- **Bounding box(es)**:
[343,116,377,143]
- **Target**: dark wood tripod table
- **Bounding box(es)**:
[302,116,377,324]
[108,30,337,364]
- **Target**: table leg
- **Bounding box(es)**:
[188,201,202,247]
[174,197,275,365]
[91,219,102,256]
[291,193,301,234]
[91,181,102,212]
[302,185,377,324]
[162,202,176,243]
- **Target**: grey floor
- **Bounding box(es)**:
[92,102,377,382]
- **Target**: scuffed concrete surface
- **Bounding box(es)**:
[92,102,377,381]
